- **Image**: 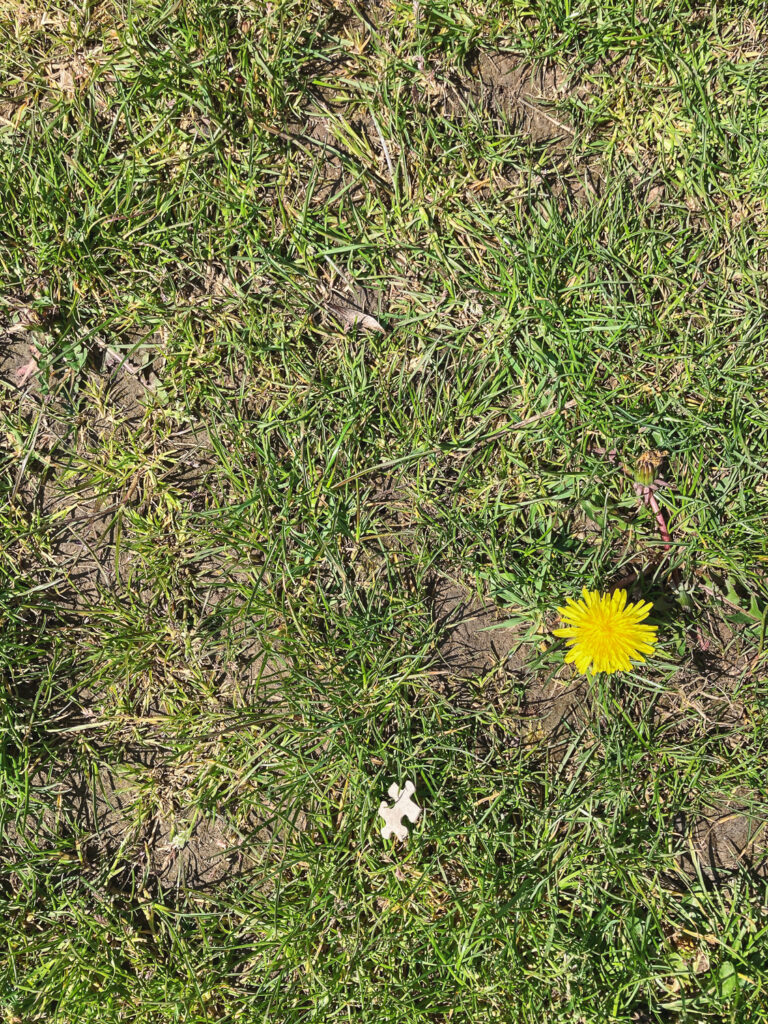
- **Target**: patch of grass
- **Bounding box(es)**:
[2,1,768,1022]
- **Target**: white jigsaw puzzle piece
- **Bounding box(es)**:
[378,779,422,841]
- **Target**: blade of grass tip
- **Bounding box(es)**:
[332,399,578,489]
[11,408,42,501]
[370,114,395,184]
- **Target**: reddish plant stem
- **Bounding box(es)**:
[647,490,671,552]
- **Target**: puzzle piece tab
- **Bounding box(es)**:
[378,780,422,841]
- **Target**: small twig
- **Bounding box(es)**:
[517,95,575,137]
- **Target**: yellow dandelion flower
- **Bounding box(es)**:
[554,588,657,676]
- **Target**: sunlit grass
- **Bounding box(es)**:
[2,1,768,1022]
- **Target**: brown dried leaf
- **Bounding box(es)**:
[327,303,385,334]
[6,306,38,335]
[58,68,75,98]
[693,949,711,975]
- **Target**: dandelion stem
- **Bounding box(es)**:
[647,490,671,552]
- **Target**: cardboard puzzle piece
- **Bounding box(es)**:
[378,780,422,841]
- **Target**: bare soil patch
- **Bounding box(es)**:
[685,799,768,879]
[476,54,571,145]
[430,577,586,747]
[2,325,263,891]
[29,760,248,889]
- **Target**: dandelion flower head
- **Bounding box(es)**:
[554,588,657,675]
